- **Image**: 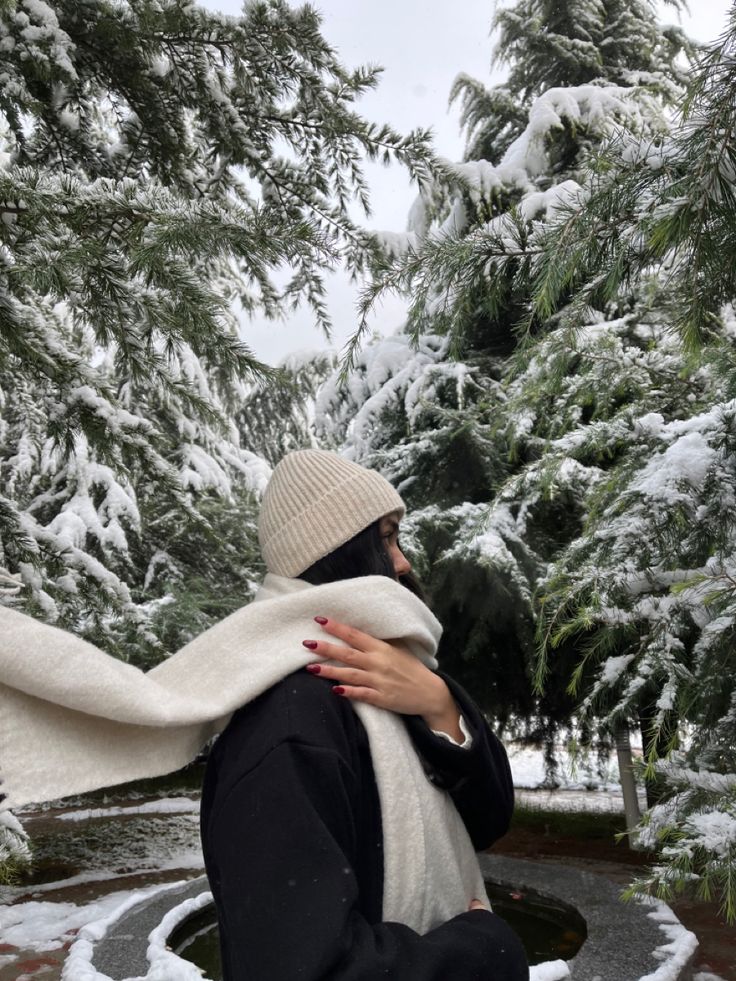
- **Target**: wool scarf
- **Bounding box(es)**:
[0,574,489,931]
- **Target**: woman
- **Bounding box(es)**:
[0,449,527,980]
[200,449,528,980]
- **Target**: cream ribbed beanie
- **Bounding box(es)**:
[258,449,405,578]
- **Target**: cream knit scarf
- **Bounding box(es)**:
[0,574,489,931]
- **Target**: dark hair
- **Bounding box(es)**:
[299,519,427,601]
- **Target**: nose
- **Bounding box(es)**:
[391,545,411,578]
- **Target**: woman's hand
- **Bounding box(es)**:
[302,616,463,741]
[468,899,488,912]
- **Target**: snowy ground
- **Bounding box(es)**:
[0,745,715,981]
[508,741,649,812]
[1,781,206,981]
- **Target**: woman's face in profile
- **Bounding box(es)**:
[380,511,411,578]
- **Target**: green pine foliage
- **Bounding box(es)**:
[0,811,30,886]
[326,0,736,918]
[514,9,736,352]
[629,762,736,923]
[330,0,692,731]
[450,0,693,165]
[100,482,266,667]
[0,0,436,653]
[512,18,736,920]
[491,0,692,99]
[236,350,336,466]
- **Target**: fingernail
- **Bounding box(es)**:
[332,686,345,696]
[305,664,321,674]
[302,640,318,650]
[314,616,328,625]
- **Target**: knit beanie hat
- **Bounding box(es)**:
[258,449,406,578]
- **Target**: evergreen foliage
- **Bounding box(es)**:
[0,811,30,886]
[0,0,434,654]
[237,349,335,466]
[450,0,692,164]
[511,18,736,919]
[327,0,736,917]
[510,9,736,351]
[331,0,692,733]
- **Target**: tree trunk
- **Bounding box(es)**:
[615,724,643,849]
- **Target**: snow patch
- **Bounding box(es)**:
[600,653,636,685]
[145,889,214,980]
[518,180,585,222]
[56,797,200,822]
[634,412,666,436]
[1,885,176,954]
[630,432,718,504]
[60,880,194,980]
[508,742,628,795]
[684,809,736,857]
[529,960,570,980]
[637,899,699,981]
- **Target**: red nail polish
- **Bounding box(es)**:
[314,616,328,625]
[302,640,318,650]
[305,664,321,674]
[332,686,345,696]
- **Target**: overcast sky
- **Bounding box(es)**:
[200,0,734,365]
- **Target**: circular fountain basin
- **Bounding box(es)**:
[86,855,698,981]
[167,877,587,976]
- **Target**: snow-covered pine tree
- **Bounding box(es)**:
[531,343,736,918]
[495,13,736,920]
[348,0,736,918]
[354,0,693,356]
[0,0,435,656]
[320,0,693,751]
[450,0,690,165]
[510,4,736,352]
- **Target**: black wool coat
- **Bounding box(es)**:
[200,670,529,980]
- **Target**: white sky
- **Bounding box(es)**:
[200,0,734,365]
